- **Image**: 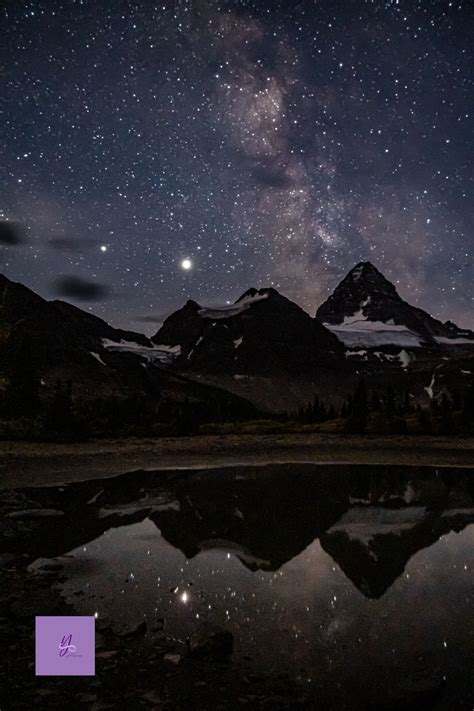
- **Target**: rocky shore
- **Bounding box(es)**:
[1,554,308,710]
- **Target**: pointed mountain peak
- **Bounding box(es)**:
[316,261,461,342]
[350,260,378,276]
[184,298,201,310]
[235,287,280,303]
[344,261,397,293]
[237,287,258,301]
[316,262,401,326]
[234,287,310,318]
[151,298,203,345]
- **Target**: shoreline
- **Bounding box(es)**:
[1,433,474,488]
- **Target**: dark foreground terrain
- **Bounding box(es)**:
[1,434,474,489]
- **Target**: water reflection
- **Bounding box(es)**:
[3,463,474,706]
[7,463,474,598]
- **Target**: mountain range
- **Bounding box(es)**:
[1,262,473,414]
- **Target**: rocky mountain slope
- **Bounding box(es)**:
[312,262,474,406]
[151,263,474,410]
[1,263,473,415]
[0,274,258,418]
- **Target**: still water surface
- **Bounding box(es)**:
[25,464,474,706]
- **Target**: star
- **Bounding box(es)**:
[0,0,471,331]
[180,258,193,271]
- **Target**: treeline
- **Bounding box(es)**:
[0,347,256,440]
[1,343,473,440]
[0,374,256,441]
[292,380,474,436]
[295,396,337,424]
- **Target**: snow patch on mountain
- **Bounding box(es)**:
[102,338,181,363]
[328,506,427,554]
[441,508,474,518]
[424,373,436,399]
[90,351,107,366]
[346,350,368,358]
[398,349,412,369]
[372,350,413,368]
[435,336,474,345]
[186,336,205,361]
[198,292,269,320]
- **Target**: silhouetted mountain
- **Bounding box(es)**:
[0,274,259,418]
[52,299,152,346]
[153,287,344,376]
[0,273,152,365]
[150,266,474,410]
[316,261,474,347]
[1,268,473,416]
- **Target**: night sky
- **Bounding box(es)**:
[1,0,472,333]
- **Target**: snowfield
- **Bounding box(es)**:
[326,320,424,347]
[101,338,181,363]
[197,291,269,320]
[324,306,425,347]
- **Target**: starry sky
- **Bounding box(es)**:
[1,0,472,333]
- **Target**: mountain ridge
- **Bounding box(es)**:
[1,265,473,414]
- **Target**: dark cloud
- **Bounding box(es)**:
[48,236,102,252]
[135,315,165,324]
[0,220,26,246]
[53,276,111,301]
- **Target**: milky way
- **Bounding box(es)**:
[1,0,472,332]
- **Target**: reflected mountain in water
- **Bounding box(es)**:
[2,463,474,598]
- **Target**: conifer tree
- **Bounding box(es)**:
[3,336,41,417]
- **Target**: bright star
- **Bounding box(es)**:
[100,245,107,252]
[180,258,192,270]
